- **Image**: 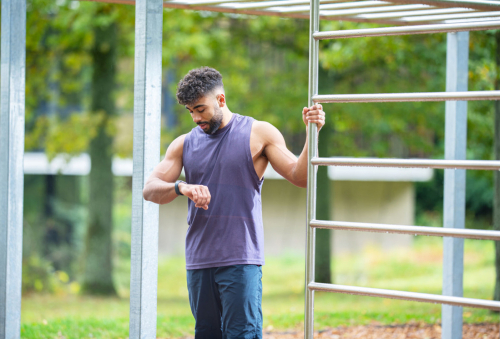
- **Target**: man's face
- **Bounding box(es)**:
[185,95,223,135]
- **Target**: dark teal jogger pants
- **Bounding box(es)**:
[186,264,263,339]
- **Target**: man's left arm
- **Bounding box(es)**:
[259,104,325,188]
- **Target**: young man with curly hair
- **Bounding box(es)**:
[143,66,325,339]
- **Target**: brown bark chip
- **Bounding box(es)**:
[260,323,499,339]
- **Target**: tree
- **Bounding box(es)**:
[81,8,118,295]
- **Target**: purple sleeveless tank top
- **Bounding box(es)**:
[182,113,265,270]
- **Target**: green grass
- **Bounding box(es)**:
[21,237,499,338]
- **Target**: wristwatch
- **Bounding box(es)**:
[175,180,186,196]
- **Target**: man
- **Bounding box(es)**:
[143,67,325,339]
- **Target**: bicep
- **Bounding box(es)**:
[260,124,298,179]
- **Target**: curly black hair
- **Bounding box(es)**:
[176,67,224,106]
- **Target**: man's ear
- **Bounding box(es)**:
[217,93,226,107]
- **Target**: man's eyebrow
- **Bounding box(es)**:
[186,104,207,110]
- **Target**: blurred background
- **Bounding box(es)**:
[9,0,500,337]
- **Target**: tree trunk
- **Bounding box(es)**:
[81,19,117,295]
[494,31,500,302]
[315,123,332,283]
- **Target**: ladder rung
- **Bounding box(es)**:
[313,20,500,40]
[311,157,500,170]
[312,90,500,103]
[310,220,500,240]
[308,283,500,310]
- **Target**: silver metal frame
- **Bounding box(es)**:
[304,0,319,335]
[310,220,500,240]
[313,20,500,39]
[2,0,500,338]
[313,91,500,103]
[311,157,500,170]
[442,31,468,339]
[308,283,500,311]
[129,0,163,337]
[303,2,500,339]
[0,0,26,338]
[81,0,500,25]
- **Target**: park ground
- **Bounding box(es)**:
[20,237,499,338]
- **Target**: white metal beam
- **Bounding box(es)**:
[442,31,468,339]
[129,0,163,337]
[0,0,26,338]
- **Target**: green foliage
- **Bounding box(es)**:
[22,255,58,294]
[22,255,80,295]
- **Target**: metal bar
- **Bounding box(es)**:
[0,0,26,338]
[169,0,256,6]
[278,2,429,14]
[311,157,500,170]
[308,283,500,311]
[442,16,500,23]
[358,7,474,19]
[401,10,500,23]
[312,90,500,102]
[313,20,500,39]
[309,220,500,241]
[304,0,319,336]
[442,31,468,339]
[385,0,500,11]
[222,0,390,10]
[129,0,163,337]
[80,0,405,24]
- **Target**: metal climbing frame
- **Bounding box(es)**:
[3,0,500,338]
[305,3,500,339]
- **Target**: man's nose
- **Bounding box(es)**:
[192,115,201,123]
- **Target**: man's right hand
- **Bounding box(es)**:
[179,183,211,210]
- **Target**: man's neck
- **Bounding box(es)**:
[219,107,233,129]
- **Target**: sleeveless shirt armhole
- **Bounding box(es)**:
[246,119,264,185]
[182,131,192,181]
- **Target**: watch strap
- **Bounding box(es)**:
[175,180,185,196]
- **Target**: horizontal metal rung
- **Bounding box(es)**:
[312,91,500,103]
[310,220,500,240]
[308,283,500,310]
[313,20,500,39]
[311,157,500,170]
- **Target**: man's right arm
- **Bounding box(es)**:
[142,134,211,209]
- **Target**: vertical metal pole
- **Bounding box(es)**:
[0,0,26,338]
[304,0,319,337]
[129,0,163,337]
[442,31,468,339]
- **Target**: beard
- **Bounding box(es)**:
[199,105,223,135]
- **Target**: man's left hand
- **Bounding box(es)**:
[302,104,325,131]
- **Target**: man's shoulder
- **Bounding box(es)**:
[165,133,187,158]
[251,120,281,137]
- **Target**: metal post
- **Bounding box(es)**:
[304,0,319,336]
[0,0,26,338]
[129,0,163,337]
[442,31,468,339]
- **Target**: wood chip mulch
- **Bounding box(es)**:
[261,323,499,339]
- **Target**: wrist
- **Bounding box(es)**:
[175,180,186,195]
